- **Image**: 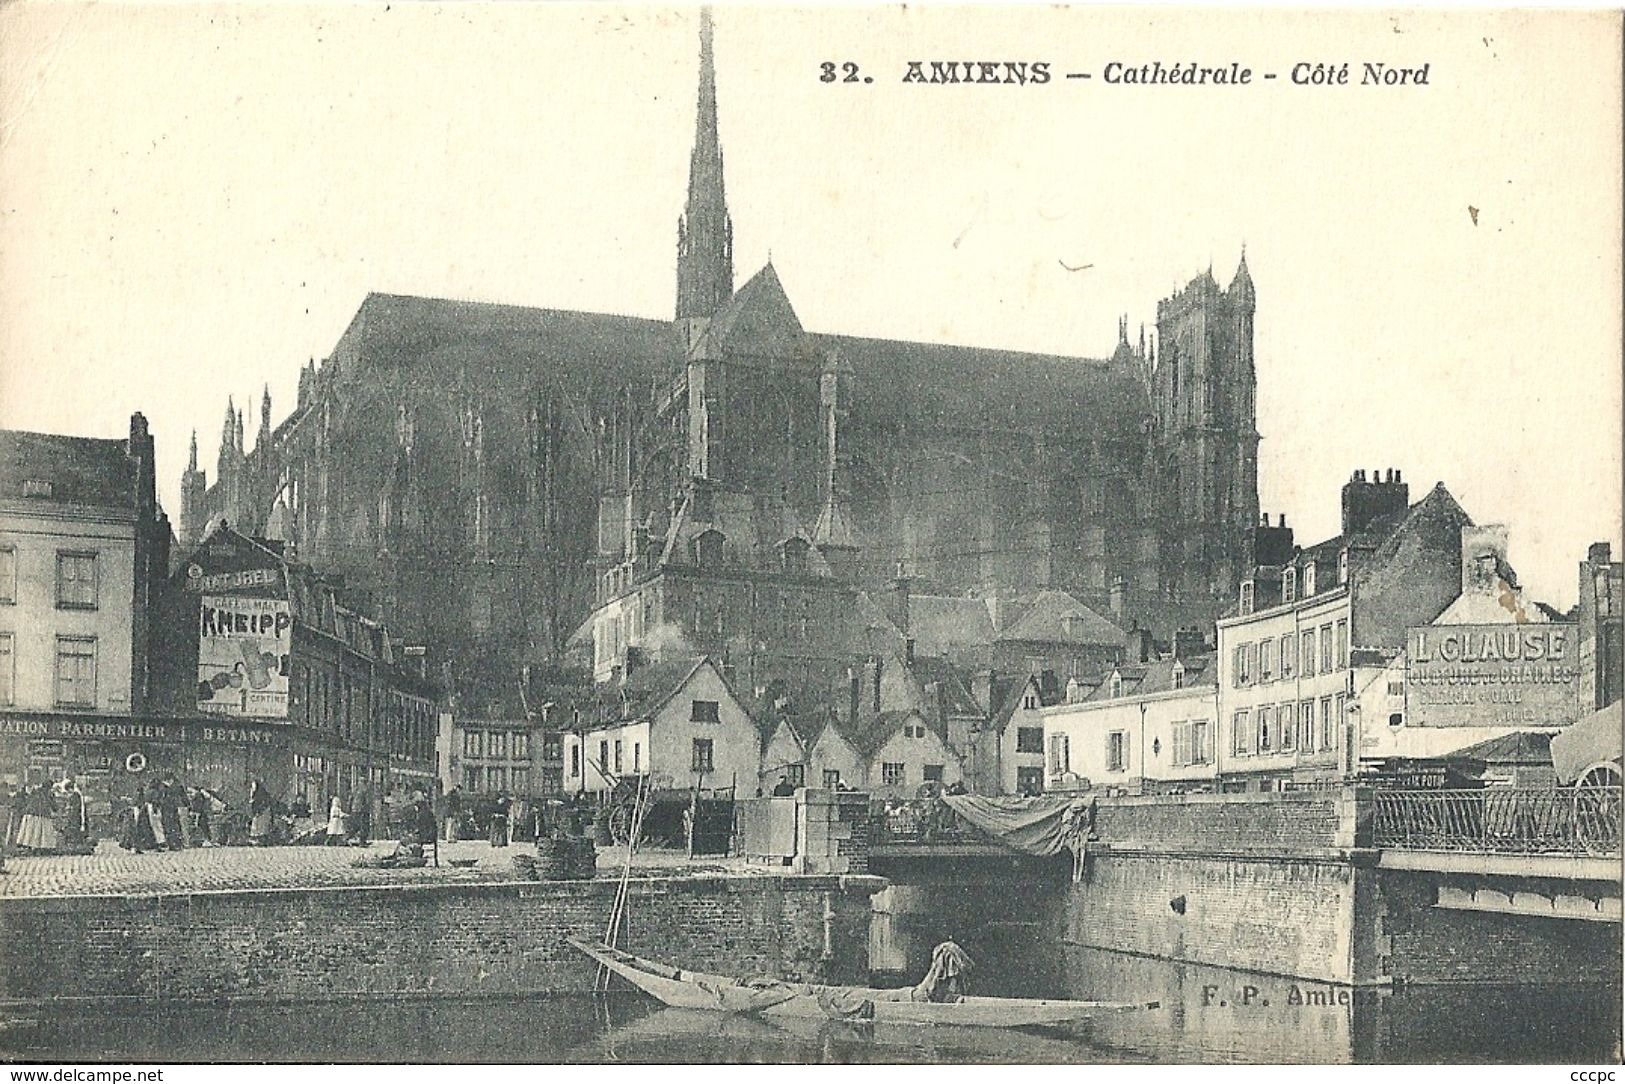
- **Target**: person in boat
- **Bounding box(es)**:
[912,941,974,1003]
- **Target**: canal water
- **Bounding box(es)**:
[2,877,1619,1063]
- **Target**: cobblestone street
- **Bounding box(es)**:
[0,839,747,898]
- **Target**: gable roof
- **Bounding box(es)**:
[698,263,807,358]
[988,673,1041,733]
[998,589,1124,646]
[907,654,983,720]
[907,595,996,657]
[847,709,934,759]
[0,428,136,510]
[587,656,727,727]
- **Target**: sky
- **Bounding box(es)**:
[0,4,1619,609]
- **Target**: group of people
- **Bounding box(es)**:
[2,778,93,861]
[114,776,227,853]
[435,787,536,847]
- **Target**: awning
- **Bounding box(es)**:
[940,793,1090,857]
[1550,702,1622,784]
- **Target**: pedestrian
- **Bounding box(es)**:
[119,785,155,853]
[143,784,168,851]
[15,783,59,853]
[0,784,11,872]
[351,785,372,845]
[56,779,89,854]
[156,776,185,850]
[189,787,215,846]
[488,794,510,847]
[412,793,437,848]
[248,778,273,846]
[442,786,463,842]
[325,793,348,846]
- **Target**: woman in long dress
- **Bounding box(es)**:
[15,784,59,853]
[325,794,347,846]
[249,779,273,845]
[56,779,89,853]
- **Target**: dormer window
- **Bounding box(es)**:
[1109,671,1123,698]
[1304,563,1317,596]
[1239,580,1255,615]
[1338,549,1350,586]
[1282,567,1297,604]
[1062,615,1082,638]
[780,536,810,575]
[693,529,725,569]
[1172,662,1185,690]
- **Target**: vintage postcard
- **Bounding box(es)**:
[0,2,1620,1069]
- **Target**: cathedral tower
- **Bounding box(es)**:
[1152,252,1261,600]
[675,7,734,322]
[179,430,206,548]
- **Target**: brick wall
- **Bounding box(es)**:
[0,873,885,1005]
[1090,789,1359,853]
[1379,871,1623,985]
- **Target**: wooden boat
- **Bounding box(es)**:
[567,938,1158,1028]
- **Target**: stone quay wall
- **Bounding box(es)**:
[0,873,886,1005]
[1068,789,1377,985]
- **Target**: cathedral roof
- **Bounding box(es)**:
[335,289,1149,442]
[812,331,1148,437]
[335,293,682,383]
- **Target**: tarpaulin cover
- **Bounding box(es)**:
[941,793,1090,856]
[1551,701,1623,784]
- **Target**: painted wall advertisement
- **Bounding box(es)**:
[197,595,292,718]
[1404,623,1581,728]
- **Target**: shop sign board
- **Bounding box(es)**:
[197,596,292,718]
[1404,623,1581,728]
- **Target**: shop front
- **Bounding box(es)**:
[0,713,293,835]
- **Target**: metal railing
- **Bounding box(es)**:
[869,798,979,846]
[1371,787,1622,857]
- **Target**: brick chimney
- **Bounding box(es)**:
[1253,512,1296,567]
[971,668,995,713]
[1174,626,1206,660]
[1109,576,1128,621]
[1461,525,1511,595]
[886,564,913,634]
[1341,468,1409,538]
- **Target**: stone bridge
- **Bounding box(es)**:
[786,786,1623,986]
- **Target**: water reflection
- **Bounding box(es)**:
[1,973,1616,1064]
[3,867,1618,1064]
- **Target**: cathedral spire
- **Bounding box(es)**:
[676,6,734,320]
[188,430,198,472]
